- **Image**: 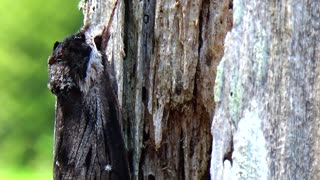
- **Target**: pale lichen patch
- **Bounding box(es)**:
[230,99,268,180]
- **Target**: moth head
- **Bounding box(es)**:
[48,33,103,96]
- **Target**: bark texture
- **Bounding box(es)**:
[211,0,320,179]
[51,0,320,179]
[79,0,232,179]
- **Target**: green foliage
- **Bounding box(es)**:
[0,0,82,177]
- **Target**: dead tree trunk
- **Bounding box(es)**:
[50,0,320,179]
[109,0,232,179]
[55,0,232,179]
[210,0,320,179]
[49,0,232,179]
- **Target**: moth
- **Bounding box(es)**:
[47,1,130,178]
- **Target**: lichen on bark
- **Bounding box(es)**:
[211,0,320,179]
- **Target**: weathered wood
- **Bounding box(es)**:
[50,0,320,179]
[210,0,320,179]
[107,0,232,179]
[50,0,234,179]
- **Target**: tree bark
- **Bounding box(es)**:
[75,0,232,179]
[108,0,232,179]
[50,0,320,179]
[210,0,320,179]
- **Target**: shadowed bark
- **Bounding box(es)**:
[114,0,232,179]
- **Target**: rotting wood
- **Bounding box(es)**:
[109,0,233,179]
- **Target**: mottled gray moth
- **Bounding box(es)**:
[47,2,130,179]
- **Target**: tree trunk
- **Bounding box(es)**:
[70,0,232,179]
[50,0,320,179]
[102,0,232,179]
[210,0,320,179]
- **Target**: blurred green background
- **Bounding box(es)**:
[0,1,82,179]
